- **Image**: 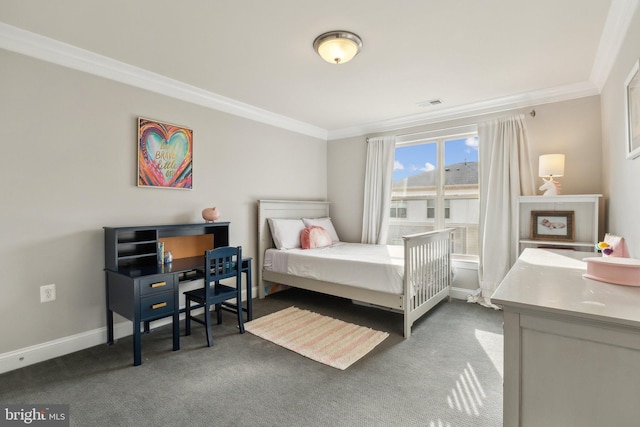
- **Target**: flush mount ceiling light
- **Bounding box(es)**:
[313,30,362,64]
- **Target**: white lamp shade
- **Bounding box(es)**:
[538,154,565,177]
[314,31,362,64]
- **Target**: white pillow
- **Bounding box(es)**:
[267,218,306,249]
[302,217,340,243]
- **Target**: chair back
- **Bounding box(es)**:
[204,246,242,283]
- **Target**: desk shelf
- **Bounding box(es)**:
[104,223,230,271]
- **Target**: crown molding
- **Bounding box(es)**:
[590,0,638,90]
[1,14,622,143]
[0,22,328,141]
[327,81,600,141]
[590,0,640,89]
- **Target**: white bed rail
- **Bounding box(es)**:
[402,229,453,338]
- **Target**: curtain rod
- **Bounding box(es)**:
[366,109,537,142]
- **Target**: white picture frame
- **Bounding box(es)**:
[625,59,640,159]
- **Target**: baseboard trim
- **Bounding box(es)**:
[0,287,256,374]
[0,323,122,375]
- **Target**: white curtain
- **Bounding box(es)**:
[361,136,396,244]
[473,114,535,308]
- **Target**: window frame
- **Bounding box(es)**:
[390,126,479,258]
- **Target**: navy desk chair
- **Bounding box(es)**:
[184,246,245,346]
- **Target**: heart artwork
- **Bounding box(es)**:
[138,118,193,188]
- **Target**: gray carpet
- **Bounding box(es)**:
[0,289,503,427]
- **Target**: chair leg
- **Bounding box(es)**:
[204,303,213,347]
[216,303,223,324]
[237,295,245,334]
[185,297,191,336]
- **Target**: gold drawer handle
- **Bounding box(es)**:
[151,281,167,288]
[151,302,168,310]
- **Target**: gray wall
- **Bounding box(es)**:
[0,50,327,355]
[328,96,604,243]
[601,6,640,257]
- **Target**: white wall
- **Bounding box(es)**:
[0,50,327,360]
[600,6,640,257]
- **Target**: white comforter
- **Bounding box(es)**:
[264,242,404,295]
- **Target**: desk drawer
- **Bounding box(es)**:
[138,275,176,296]
[140,292,175,320]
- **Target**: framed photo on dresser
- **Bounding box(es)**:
[530,210,575,241]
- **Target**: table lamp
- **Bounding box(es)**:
[538,154,565,195]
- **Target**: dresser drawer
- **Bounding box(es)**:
[140,292,175,320]
[138,274,175,296]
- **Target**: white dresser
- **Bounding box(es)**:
[492,248,640,427]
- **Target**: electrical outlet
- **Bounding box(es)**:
[40,284,56,303]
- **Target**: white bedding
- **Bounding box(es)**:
[264,242,405,294]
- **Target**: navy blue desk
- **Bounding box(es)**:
[105,256,252,366]
[104,222,251,366]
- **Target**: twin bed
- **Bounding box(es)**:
[257,199,453,338]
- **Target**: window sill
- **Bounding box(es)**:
[452,255,479,267]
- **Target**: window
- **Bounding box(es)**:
[427,199,450,219]
[390,200,407,218]
[387,128,479,258]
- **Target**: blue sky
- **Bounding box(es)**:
[393,137,478,180]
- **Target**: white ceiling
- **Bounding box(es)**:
[0,0,631,140]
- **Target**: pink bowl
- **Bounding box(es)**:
[583,257,640,286]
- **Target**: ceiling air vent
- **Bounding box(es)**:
[417,99,443,108]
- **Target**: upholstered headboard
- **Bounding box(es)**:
[257,200,330,298]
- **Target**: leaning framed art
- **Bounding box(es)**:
[137,117,193,189]
[625,59,640,159]
[530,210,575,241]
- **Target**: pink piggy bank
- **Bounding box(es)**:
[202,207,220,222]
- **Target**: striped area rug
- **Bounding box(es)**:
[245,306,389,370]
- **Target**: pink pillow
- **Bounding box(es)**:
[300,226,332,249]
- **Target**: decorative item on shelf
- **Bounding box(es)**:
[202,207,220,222]
[596,233,630,258]
[538,153,565,195]
[530,210,574,241]
[596,241,613,256]
[313,30,362,64]
[157,241,164,265]
[164,250,172,264]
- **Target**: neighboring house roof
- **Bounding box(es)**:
[393,162,478,188]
